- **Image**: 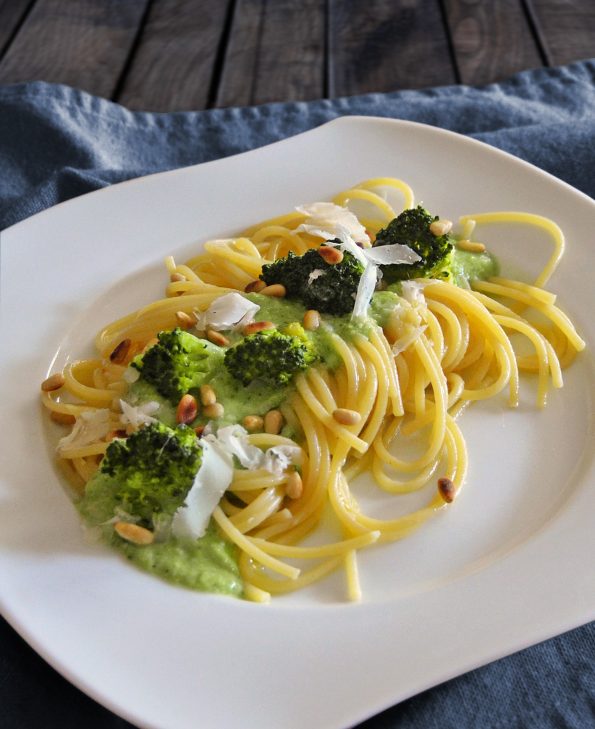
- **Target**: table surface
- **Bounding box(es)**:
[0,0,594,111]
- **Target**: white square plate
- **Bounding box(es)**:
[1,117,594,729]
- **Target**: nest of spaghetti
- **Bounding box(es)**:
[41,178,585,602]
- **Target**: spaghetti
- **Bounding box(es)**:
[41,178,585,602]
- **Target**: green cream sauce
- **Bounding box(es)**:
[247,292,371,370]
[451,248,499,287]
[206,369,288,423]
[118,528,243,597]
[79,469,243,597]
[108,251,497,597]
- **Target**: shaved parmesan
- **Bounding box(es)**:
[401,280,428,306]
[57,409,111,452]
[262,445,303,477]
[205,424,263,469]
[205,424,302,476]
[295,200,428,319]
[392,326,427,355]
[364,244,421,266]
[119,400,159,429]
[171,440,234,539]
[335,232,369,267]
[195,293,259,332]
[296,202,370,245]
[171,425,304,539]
[352,263,378,319]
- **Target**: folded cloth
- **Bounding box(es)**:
[1,60,594,729]
[1,60,595,230]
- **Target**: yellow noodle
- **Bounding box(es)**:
[459,211,564,287]
[249,530,380,559]
[213,507,300,579]
[42,177,583,603]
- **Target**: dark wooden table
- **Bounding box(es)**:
[0,0,593,112]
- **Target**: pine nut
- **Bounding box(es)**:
[260,284,286,298]
[50,410,75,425]
[318,245,344,264]
[204,402,225,419]
[438,477,456,503]
[110,338,131,364]
[177,394,199,424]
[207,329,230,346]
[332,408,361,426]
[429,219,453,236]
[170,272,186,282]
[243,415,264,432]
[303,309,320,331]
[245,279,266,293]
[199,384,217,407]
[114,522,154,545]
[285,471,303,500]
[264,409,284,434]
[175,311,195,329]
[41,373,65,392]
[243,320,275,335]
[457,239,486,253]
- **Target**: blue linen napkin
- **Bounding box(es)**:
[1,59,595,231]
[1,61,594,728]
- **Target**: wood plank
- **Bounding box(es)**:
[0,0,149,98]
[216,0,325,108]
[528,0,595,66]
[329,0,456,97]
[117,0,233,111]
[443,0,543,85]
[0,0,36,60]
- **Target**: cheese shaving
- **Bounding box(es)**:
[206,424,302,475]
[352,264,379,319]
[262,445,303,477]
[205,424,263,469]
[195,293,259,332]
[57,409,111,452]
[296,202,369,245]
[364,245,421,266]
[400,280,429,306]
[119,400,159,429]
[392,326,427,355]
[171,440,234,539]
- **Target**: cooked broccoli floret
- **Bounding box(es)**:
[131,328,223,404]
[224,326,316,386]
[374,206,454,283]
[79,422,202,530]
[260,246,365,315]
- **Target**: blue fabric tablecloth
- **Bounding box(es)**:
[1,61,594,728]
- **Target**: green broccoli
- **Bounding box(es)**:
[260,246,364,315]
[130,327,223,405]
[224,326,317,386]
[79,422,202,530]
[374,206,454,283]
